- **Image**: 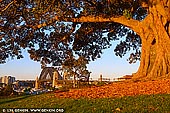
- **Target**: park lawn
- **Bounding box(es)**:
[0,93,170,113]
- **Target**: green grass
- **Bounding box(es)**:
[0,93,170,113]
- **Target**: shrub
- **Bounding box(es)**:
[0,84,17,96]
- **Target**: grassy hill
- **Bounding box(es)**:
[0,93,170,113]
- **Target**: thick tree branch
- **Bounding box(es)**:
[70,16,140,29]
[32,15,140,33]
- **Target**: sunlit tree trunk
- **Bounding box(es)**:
[133,2,170,80]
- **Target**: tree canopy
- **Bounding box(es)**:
[2,0,170,80]
[0,0,147,67]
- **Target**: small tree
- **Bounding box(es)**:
[62,55,90,87]
[0,84,16,96]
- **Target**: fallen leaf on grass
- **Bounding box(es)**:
[115,108,121,111]
[55,79,170,99]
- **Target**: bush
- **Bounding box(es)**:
[58,85,71,92]
[78,82,92,88]
[23,87,31,93]
[0,85,17,96]
[47,86,56,91]
[96,81,107,86]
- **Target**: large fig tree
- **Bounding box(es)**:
[0,0,170,79]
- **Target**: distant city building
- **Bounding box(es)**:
[0,77,2,83]
[13,80,35,89]
[0,75,16,85]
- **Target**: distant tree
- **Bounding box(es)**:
[0,84,16,96]
[62,55,90,83]
[0,0,170,80]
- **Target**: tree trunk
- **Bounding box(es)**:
[133,3,170,80]
[73,74,77,88]
[133,34,170,80]
[132,34,154,79]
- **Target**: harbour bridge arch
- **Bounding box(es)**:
[39,67,62,81]
[35,67,63,88]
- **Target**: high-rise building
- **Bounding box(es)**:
[1,76,16,85]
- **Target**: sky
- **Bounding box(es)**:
[0,41,140,80]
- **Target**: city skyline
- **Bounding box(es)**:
[0,42,140,80]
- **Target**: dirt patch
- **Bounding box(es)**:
[55,79,170,99]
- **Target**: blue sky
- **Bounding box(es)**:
[0,41,139,80]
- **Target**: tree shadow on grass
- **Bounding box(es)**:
[0,95,35,105]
